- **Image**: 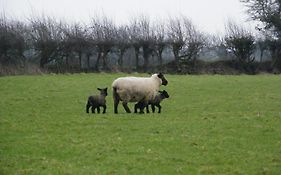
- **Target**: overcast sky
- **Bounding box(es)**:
[0,0,255,34]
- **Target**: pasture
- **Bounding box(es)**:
[1,73,281,174]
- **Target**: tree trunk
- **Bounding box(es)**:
[102,52,109,70]
[143,45,152,72]
[40,54,48,68]
[78,52,82,70]
[95,52,101,71]
[172,48,180,65]
[118,49,125,68]
[134,47,140,71]
[157,48,163,66]
[65,54,69,67]
[87,54,91,70]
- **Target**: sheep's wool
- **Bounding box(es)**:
[112,74,162,103]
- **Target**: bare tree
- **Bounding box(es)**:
[29,15,63,68]
[138,16,155,71]
[0,15,29,66]
[241,0,281,70]
[167,17,185,64]
[62,22,90,69]
[181,17,206,62]
[224,20,256,71]
[116,25,131,68]
[128,17,144,71]
[241,0,281,38]
[89,16,117,71]
[153,22,167,66]
[167,16,206,64]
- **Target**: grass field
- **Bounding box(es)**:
[1,73,281,174]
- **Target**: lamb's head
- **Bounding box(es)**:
[159,90,169,99]
[97,87,108,96]
[157,73,168,86]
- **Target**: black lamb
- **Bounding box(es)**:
[134,90,169,113]
[86,87,108,114]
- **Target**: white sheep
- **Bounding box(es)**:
[112,73,168,114]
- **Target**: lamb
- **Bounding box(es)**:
[134,90,170,113]
[86,87,108,114]
[112,73,168,114]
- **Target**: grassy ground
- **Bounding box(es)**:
[0,73,281,174]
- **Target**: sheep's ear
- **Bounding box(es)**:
[157,73,163,78]
[105,87,108,91]
[97,88,101,91]
[158,90,163,93]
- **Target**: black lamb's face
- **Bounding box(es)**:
[159,90,169,98]
[157,73,168,86]
[97,87,108,96]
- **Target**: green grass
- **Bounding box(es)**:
[1,73,281,174]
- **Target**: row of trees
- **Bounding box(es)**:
[0,14,207,71]
[0,0,281,74]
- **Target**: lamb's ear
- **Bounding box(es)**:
[97,88,101,91]
[158,90,163,93]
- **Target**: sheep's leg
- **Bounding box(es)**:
[102,105,106,114]
[156,104,161,113]
[122,102,131,113]
[151,104,156,113]
[113,87,120,114]
[92,107,95,113]
[114,99,119,114]
[134,103,139,113]
[97,107,100,113]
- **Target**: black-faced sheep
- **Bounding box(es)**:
[86,87,108,114]
[134,90,170,113]
[112,73,168,114]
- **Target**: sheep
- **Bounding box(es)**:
[86,87,108,114]
[134,90,170,113]
[112,73,168,114]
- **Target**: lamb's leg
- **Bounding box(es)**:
[146,104,150,113]
[122,102,131,113]
[139,101,147,114]
[86,103,91,113]
[156,104,161,113]
[102,105,106,114]
[151,104,156,113]
[91,107,95,113]
[97,106,100,113]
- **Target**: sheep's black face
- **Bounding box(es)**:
[97,87,108,96]
[159,90,169,98]
[157,73,168,86]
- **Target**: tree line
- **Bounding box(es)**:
[0,0,281,75]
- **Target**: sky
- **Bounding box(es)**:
[0,0,256,34]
